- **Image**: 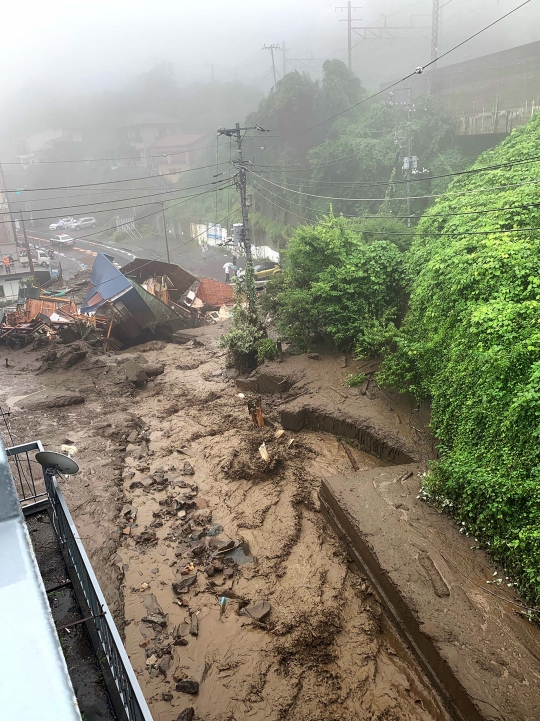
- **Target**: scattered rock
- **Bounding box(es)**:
[121,360,149,385]
[122,527,131,536]
[134,530,157,545]
[244,601,271,621]
[146,654,158,666]
[162,692,173,703]
[223,568,234,578]
[194,497,209,509]
[143,363,165,377]
[158,655,172,676]
[307,352,320,360]
[206,523,224,536]
[182,461,195,476]
[62,349,88,369]
[122,504,137,521]
[189,613,199,636]
[176,679,199,695]
[142,614,167,628]
[143,593,163,616]
[204,564,215,577]
[24,392,85,410]
[176,708,194,721]
[193,660,209,685]
[172,576,197,595]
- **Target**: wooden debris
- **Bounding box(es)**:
[340,441,359,471]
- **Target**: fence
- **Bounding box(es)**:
[7,441,153,721]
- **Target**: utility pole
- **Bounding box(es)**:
[217,123,268,312]
[282,41,287,77]
[406,86,412,227]
[262,44,280,92]
[336,2,361,71]
[19,214,35,276]
[0,163,18,248]
[160,202,170,264]
[432,0,440,64]
[205,64,215,82]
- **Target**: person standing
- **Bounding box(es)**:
[223,261,234,283]
[201,242,208,260]
[3,256,11,274]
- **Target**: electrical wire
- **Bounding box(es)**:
[0,177,232,219]
[0,159,233,194]
[248,169,540,204]
[247,0,532,157]
[0,182,234,228]
[251,153,540,187]
[252,183,540,238]
[250,177,540,222]
[0,139,219,165]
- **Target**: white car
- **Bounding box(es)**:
[21,250,51,268]
[49,217,75,231]
[50,234,75,247]
[70,216,97,230]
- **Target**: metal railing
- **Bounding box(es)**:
[8,441,153,721]
[5,439,48,513]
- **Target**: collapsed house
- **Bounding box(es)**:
[0,253,234,350]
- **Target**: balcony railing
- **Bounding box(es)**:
[7,441,153,721]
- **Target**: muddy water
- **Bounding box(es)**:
[115,341,451,721]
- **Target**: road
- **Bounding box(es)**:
[24,228,238,283]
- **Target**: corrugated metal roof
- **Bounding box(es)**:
[80,253,131,314]
[121,258,198,299]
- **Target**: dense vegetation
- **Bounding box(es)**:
[263,215,407,356]
[381,113,540,605]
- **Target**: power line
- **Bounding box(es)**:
[248,168,540,203]
[250,0,532,155]
[0,140,219,166]
[0,182,234,226]
[252,183,540,238]
[251,153,540,187]
[0,178,231,220]
[0,159,233,194]
[251,177,540,221]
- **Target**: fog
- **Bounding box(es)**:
[3,0,538,94]
[0,0,538,144]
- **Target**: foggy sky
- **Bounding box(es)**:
[2,0,539,99]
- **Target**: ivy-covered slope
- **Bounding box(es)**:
[381,113,540,604]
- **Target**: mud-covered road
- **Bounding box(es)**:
[0,326,449,721]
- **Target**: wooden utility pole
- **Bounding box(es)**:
[19,214,35,276]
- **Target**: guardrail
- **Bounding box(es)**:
[7,441,153,721]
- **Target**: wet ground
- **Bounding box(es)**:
[1,329,451,720]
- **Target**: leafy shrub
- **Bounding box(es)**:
[111,230,128,243]
[346,373,365,387]
[256,338,278,364]
[381,113,540,604]
[271,214,406,354]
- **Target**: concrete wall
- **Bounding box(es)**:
[383,41,540,136]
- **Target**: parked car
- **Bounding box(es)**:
[50,234,75,247]
[238,261,282,281]
[21,250,51,268]
[70,216,97,230]
[49,217,75,231]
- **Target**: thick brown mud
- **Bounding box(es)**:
[1,333,449,721]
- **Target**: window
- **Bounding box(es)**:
[0,285,4,298]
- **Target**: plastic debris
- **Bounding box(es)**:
[259,442,269,462]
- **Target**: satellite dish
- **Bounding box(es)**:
[35,451,79,476]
